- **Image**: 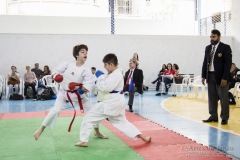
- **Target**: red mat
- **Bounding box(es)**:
[1,110,231,160]
[102,111,231,160]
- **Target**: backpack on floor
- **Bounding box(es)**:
[37,87,55,100]
[26,87,34,99]
[12,94,24,100]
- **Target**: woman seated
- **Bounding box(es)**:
[152,64,167,91]
[8,66,20,99]
[41,65,51,77]
[24,66,37,98]
[38,65,52,88]
[173,64,179,76]
[162,63,177,95]
[173,63,183,84]
[156,63,177,96]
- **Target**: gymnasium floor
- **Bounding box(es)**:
[0,90,239,160]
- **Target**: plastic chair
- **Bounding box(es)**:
[6,77,23,98]
[173,75,190,96]
[189,75,207,99]
[235,83,240,103]
[42,75,58,93]
[0,75,5,98]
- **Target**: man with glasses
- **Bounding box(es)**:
[201,29,232,125]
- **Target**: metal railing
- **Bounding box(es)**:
[7,0,99,6]
[199,11,231,36]
[114,0,141,16]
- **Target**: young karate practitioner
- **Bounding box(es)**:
[33,44,107,141]
[75,53,151,147]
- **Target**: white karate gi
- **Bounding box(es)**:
[42,61,97,128]
[80,68,141,142]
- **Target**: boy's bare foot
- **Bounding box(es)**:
[142,136,151,143]
[94,132,108,139]
[75,141,88,147]
[138,134,151,143]
[33,128,43,141]
[33,126,45,141]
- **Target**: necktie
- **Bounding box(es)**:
[126,71,132,85]
[208,45,216,71]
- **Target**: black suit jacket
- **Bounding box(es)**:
[201,42,232,85]
[124,68,143,94]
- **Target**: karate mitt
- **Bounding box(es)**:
[77,88,84,95]
[68,82,82,90]
[53,74,63,83]
[95,70,104,78]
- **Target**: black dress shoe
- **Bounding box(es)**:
[202,117,218,122]
[129,105,133,112]
[155,93,161,96]
[221,120,228,125]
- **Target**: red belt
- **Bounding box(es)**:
[66,90,84,132]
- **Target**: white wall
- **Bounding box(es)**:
[0,15,195,35]
[232,0,240,67]
[0,34,233,88]
[0,0,7,14]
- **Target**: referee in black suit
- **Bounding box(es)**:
[202,29,232,125]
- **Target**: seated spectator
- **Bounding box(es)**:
[156,63,176,96]
[172,63,183,84]
[24,66,37,98]
[123,59,143,112]
[90,67,97,96]
[162,63,176,95]
[91,67,96,75]
[7,66,20,99]
[152,64,167,91]
[38,65,52,88]
[31,63,43,80]
[41,65,51,77]
[229,63,240,89]
[173,64,179,76]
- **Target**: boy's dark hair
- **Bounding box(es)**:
[73,44,88,60]
[211,29,221,37]
[103,53,118,66]
[91,67,96,70]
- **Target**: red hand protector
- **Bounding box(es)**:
[54,74,63,83]
[68,82,82,90]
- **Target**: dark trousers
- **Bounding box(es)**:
[152,76,162,91]
[163,77,173,93]
[24,82,36,96]
[208,72,229,120]
[124,85,137,109]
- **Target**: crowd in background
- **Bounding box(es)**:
[5,63,51,99]
[0,56,239,104]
